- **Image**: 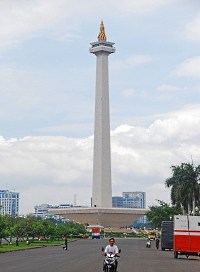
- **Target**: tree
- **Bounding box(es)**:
[32,219,54,240]
[55,224,69,238]
[23,215,39,243]
[146,200,181,229]
[10,217,27,246]
[165,163,200,214]
[0,216,8,247]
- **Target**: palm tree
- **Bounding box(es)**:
[165,163,200,214]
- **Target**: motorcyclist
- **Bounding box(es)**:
[102,237,119,271]
[146,239,151,248]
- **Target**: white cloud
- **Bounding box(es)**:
[185,12,200,42]
[157,84,188,92]
[0,0,92,47]
[172,56,200,78]
[113,0,174,14]
[120,88,136,97]
[1,105,200,214]
[0,135,93,214]
[36,124,93,134]
[112,55,152,70]
[0,0,174,48]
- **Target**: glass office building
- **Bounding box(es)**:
[112,192,146,225]
[112,192,146,209]
[0,190,19,216]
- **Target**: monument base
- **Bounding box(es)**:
[49,207,148,228]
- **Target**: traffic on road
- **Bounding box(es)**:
[0,238,199,272]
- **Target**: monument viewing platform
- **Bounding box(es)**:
[49,207,148,228]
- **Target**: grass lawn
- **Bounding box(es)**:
[0,239,70,253]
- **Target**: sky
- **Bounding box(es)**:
[0,0,200,215]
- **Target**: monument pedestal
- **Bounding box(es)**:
[49,207,147,228]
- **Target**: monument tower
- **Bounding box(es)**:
[49,23,147,226]
[90,21,115,208]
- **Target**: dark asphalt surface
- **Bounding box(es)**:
[0,238,199,272]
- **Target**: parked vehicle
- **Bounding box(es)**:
[161,221,173,251]
[148,231,156,240]
[91,227,101,239]
[174,215,200,259]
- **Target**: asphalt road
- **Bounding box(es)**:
[0,238,199,272]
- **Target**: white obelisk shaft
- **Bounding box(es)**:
[90,22,115,208]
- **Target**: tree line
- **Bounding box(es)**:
[0,215,88,247]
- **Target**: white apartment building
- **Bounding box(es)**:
[0,190,19,216]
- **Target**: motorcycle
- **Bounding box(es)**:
[146,240,151,248]
[102,247,121,272]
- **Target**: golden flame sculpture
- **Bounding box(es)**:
[98,21,107,41]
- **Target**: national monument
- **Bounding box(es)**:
[49,22,147,227]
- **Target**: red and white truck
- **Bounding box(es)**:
[174,215,200,258]
[91,227,101,239]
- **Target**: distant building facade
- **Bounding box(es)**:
[112,192,146,209]
[34,203,73,219]
[112,191,146,225]
[0,190,19,216]
[34,204,54,218]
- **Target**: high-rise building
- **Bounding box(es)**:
[122,192,146,208]
[112,192,147,225]
[0,190,19,216]
[112,192,146,209]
